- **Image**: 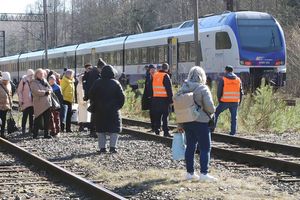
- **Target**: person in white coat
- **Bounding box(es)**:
[77,73,91,131]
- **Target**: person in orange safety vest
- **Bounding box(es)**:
[150,63,173,137]
[214,65,243,135]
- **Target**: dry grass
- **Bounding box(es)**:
[72,159,299,200]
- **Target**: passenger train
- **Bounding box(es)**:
[0,11,286,89]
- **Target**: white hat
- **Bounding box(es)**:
[27,69,34,76]
[2,72,11,81]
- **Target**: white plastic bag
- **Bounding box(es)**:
[172,133,186,160]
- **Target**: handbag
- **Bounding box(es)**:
[51,93,61,110]
[7,111,19,134]
[172,133,186,160]
[0,84,19,134]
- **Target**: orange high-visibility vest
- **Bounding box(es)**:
[220,77,241,102]
[152,72,168,97]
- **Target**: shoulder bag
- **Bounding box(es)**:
[0,84,19,134]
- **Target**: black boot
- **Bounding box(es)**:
[99,148,106,153]
[61,123,65,132]
[110,147,117,153]
[44,132,52,139]
[22,128,26,135]
[1,133,7,139]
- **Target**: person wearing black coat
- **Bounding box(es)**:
[141,64,156,131]
[89,65,125,153]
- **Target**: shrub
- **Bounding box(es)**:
[123,79,300,134]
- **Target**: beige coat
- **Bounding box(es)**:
[77,75,90,123]
[30,79,52,118]
[17,77,33,111]
[0,82,12,111]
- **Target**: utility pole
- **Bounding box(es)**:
[226,0,234,11]
[193,0,201,66]
[43,0,49,69]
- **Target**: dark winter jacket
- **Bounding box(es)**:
[83,67,100,99]
[217,72,244,103]
[141,71,152,110]
[89,65,125,133]
[51,83,64,105]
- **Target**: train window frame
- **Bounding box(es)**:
[215,32,232,50]
[149,47,155,64]
[178,43,187,62]
[132,49,139,65]
[158,46,166,63]
[126,49,132,65]
[140,48,148,64]
[188,42,203,62]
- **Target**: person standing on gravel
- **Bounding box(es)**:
[49,75,63,137]
[150,63,173,137]
[89,65,125,153]
[83,59,106,137]
[177,66,217,181]
[214,65,243,136]
[142,64,156,132]
[0,72,13,139]
[61,69,75,133]
[30,69,52,139]
[17,69,34,135]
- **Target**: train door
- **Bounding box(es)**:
[168,37,178,83]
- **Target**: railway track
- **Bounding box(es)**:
[122,118,300,181]
[0,137,126,199]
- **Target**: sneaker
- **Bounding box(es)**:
[185,172,199,180]
[199,173,217,182]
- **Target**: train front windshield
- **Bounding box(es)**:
[238,19,282,53]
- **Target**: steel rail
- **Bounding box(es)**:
[0,137,126,200]
[122,127,300,176]
[122,118,300,157]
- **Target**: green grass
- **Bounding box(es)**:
[122,79,300,134]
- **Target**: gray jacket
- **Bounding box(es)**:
[178,81,215,123]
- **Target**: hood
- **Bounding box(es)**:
[101,65,115,79]
[178,81,202,94]
[224,72,238,80]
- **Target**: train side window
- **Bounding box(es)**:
[149,47,155,64]
[84,54,91,64]
[179,43,187,62]
[189,42,203,61]
[141,48,148,64]
[126,49,132,65]
[116,51,121,65]
[132,49,139,65]
[215,32,232,49]
[158,46,165,63]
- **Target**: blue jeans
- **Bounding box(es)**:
[215,102,239,135]
[183,122,211,175]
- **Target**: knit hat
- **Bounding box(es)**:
[49,75,56,81]
[225,65,233,72]
[27,69,34,76]
[149,64,156,69]
[2,72,11,81]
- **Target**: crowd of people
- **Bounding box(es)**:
[0,56,243,182]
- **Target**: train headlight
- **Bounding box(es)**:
[275,60,284,66]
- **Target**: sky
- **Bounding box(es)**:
[0,0,37,13]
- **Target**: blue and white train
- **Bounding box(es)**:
[0,11,286,89]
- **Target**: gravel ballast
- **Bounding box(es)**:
[6,129,300,200]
